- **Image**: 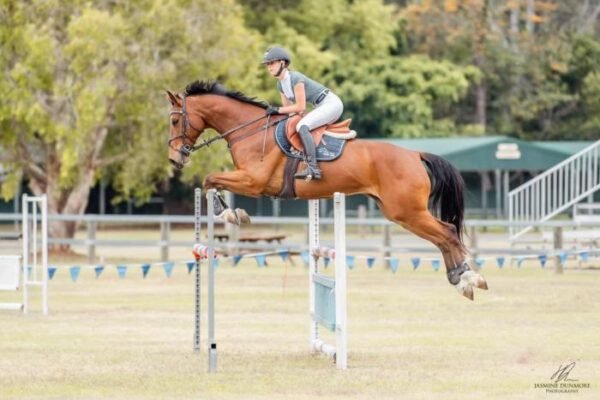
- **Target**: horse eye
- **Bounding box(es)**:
[171,119,178,126]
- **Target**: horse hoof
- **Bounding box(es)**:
[476,277,488,290]
[235,208,251,224]
[219,209,240,225]
[462,286,474,301]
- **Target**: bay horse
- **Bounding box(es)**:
[166,80,487,300]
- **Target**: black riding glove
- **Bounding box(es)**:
[265,105,279,116]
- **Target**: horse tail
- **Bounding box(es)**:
[419,152,465,243]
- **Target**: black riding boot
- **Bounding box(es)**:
[294,126,322,180]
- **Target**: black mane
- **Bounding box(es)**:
[184,80,268,109]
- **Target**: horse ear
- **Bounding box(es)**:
[166,90,181,107]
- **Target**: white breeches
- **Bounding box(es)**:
[296,93,344,131]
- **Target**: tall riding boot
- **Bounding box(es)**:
[294,125,322,180]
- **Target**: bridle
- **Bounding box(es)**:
[168,93,289,159]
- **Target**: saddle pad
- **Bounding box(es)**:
[274,120,347,161]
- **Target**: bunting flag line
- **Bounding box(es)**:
[36,247,600,282]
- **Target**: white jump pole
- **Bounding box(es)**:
[206,189,217,373]
[193,188,201,352]
[192,188,217,373]
[21,194,48,315]
[308,192,347,369]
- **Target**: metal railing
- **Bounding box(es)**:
[508,140,600,240]
[1,213,599,266]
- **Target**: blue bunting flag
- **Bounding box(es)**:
[411,257,420,270]
[233,255,243,266]
[346,255,355,269]
[255,254,266,267]
[116,265,127,279]
[69,266,81,282]
[366,256,376,268]
[47,266,57,280]
[279,250,289,262]
[163,262,174,277]
[186,261,195,274]
[94,265,105,279]
[558,251,568,266]
[388,258,399,273]
[496,256,505,269]
[141,264,151,278]
[300,250,309,267]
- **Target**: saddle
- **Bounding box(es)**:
[285,115,356,152]
[274,116,356,200]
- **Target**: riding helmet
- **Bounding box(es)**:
[261,46,291,65]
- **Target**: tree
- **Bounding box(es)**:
[0,0,263,250]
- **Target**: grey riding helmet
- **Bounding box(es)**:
[262,46,290,65]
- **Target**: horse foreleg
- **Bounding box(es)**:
[203,171,262,224]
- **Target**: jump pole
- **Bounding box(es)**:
[193,188,217,373]
[308,192,347,369]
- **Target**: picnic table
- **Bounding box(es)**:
[213,233,287,244]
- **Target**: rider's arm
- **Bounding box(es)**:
[278,83,306,114]
[280,92,291,107]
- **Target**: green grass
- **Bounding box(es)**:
[1,255,600,399]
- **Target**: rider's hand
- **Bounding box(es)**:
[265,105,279,116]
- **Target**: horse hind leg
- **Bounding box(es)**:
[391,209,488,300]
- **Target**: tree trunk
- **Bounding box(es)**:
[27,150,96,253]
[475,81,487,128]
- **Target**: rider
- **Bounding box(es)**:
[262,46,343,181]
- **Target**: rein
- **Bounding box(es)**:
[169,93,289,156]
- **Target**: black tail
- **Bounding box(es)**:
[420,152,465,242]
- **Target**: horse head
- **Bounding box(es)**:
[166,90,207,169]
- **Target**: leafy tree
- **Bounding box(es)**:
[0,0,262,249]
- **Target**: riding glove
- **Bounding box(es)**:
[265,105,279,116]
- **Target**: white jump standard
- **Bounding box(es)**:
[0,194,48,315]
[308,193,348,369]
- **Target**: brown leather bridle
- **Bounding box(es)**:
[168,94,289,160]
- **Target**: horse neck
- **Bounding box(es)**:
[195,96,278,165]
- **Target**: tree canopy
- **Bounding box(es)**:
[0,0,598,237]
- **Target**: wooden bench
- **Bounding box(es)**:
[213,233,287,244]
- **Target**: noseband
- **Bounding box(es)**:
[168,94,289,159]
[168,93,198,158]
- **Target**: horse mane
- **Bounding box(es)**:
[184,80,268,109]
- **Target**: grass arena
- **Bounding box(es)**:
[1,219,599,399]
